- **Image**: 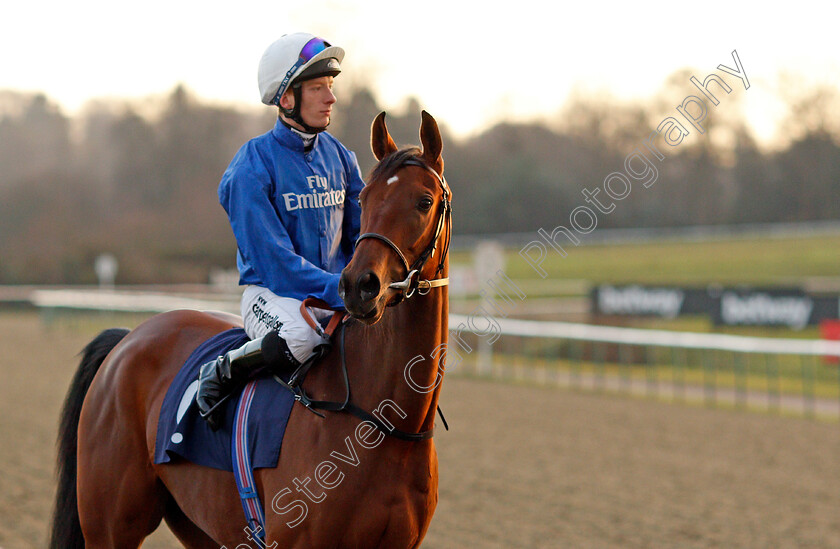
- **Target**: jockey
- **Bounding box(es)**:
[196,33,364,430]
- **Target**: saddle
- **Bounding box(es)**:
[153,299,342,469]
[153,327,292,470]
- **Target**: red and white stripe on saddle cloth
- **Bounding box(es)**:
[231,298,343,543]
[232,380,267,543]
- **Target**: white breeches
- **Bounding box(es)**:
[240,285,332,363]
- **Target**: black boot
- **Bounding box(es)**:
[195,331,299,430]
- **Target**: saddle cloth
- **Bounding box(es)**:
[153,328,296,471]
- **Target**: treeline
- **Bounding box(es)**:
[0,74,838,285]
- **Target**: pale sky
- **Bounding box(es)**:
[2,0,838,144]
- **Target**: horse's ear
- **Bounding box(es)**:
[370,111,398,161]
[419,110,443,173]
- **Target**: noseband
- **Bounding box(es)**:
[355,158,452,301]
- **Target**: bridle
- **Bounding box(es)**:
[354,157,452,302]
[282,156,452,442]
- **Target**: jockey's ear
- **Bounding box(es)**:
[419,110,443,175]
[371,112,398,161]
[279,89,295,110]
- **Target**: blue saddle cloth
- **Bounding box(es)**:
[154,328,295,471]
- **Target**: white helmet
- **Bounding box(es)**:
[258,33,345,106]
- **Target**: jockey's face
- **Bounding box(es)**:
[281,76,336,130]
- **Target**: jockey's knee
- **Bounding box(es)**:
[278,320,329,363]
[260,330,300,370]
[240,286,330,365]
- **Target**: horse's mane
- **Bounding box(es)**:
[368,146,422,184]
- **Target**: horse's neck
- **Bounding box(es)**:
[351,287,448,434]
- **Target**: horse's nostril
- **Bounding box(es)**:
[358,272,381,302]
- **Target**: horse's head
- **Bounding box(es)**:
[339,111,451,324]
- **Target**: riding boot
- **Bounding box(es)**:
[196,331,299,430]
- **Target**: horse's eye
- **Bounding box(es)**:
[418,197,434,212]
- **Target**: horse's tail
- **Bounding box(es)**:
[50,328,130,549]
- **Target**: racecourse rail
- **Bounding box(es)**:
[27,289,840,420]
[449,314,840,356]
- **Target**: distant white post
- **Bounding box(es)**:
[473,241,505,285]
[94,254,118,289]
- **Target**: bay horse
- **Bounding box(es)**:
[51,111,452,548]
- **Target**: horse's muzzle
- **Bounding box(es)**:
[339,269,385,322]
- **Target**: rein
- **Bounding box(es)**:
[280,319,444,442]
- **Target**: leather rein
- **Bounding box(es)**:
[281,156,451,441]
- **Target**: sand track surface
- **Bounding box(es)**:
[1,312,837,548]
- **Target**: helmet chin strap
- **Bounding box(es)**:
[279,85,329,134]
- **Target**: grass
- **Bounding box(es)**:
[38,308,155,333]
[24,229,840,421]
[450,230,840,339]
[452,232,840,288]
